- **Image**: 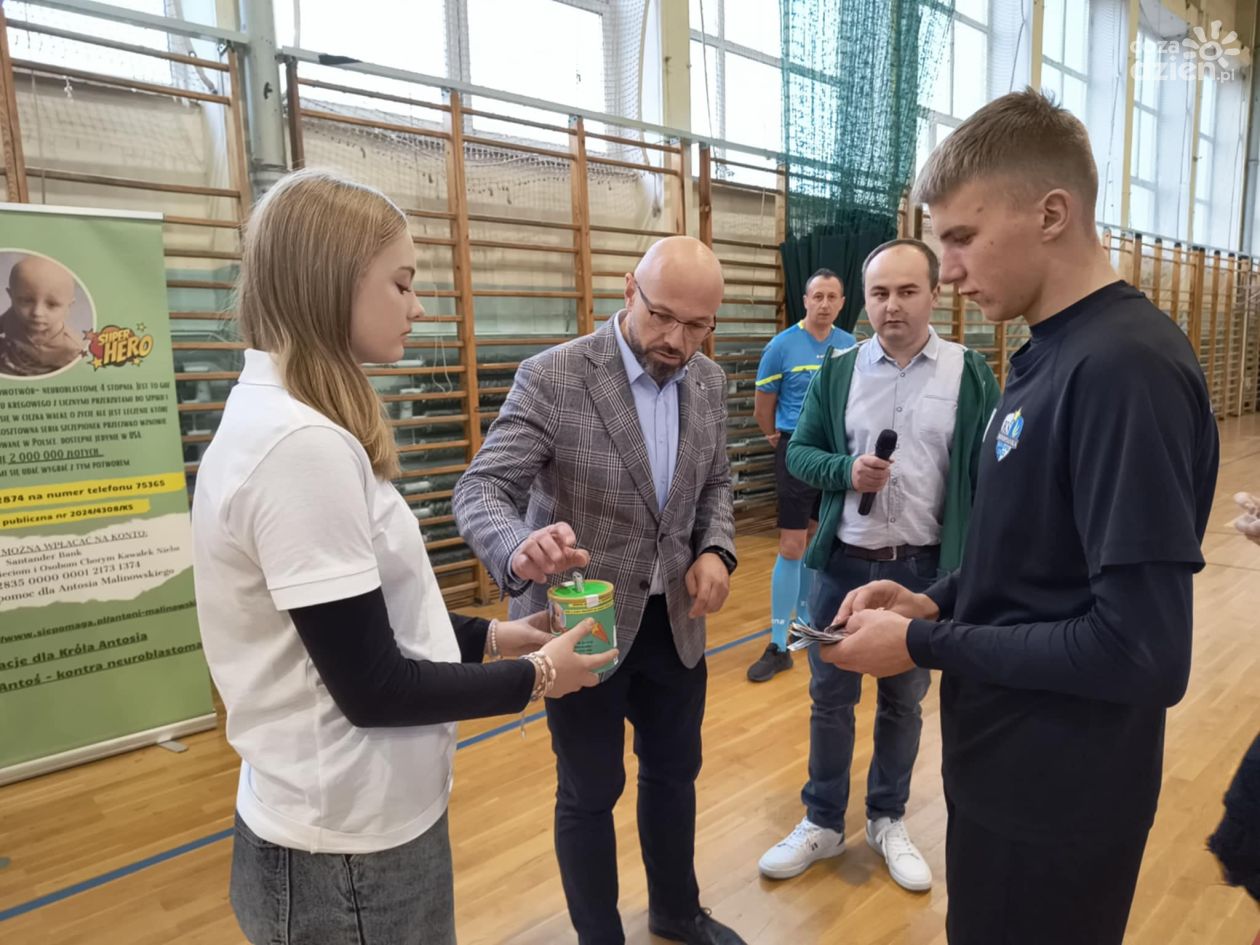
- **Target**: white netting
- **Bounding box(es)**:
[606,0,649,130]
[16,81,207,177]
[4,2,242,263]
[301,104,449,204]
[5,0,221,93]
[13,78,238,255]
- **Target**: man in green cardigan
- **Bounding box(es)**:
[756,238,998,893]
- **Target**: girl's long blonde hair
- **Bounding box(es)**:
[237,169,405,479]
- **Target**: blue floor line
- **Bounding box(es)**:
[457,710,547,748]
[0,625,771,923]
[0,829,234,922]
[705,626,770,656]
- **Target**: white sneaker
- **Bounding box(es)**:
[866,817,932,892]
[758,817,846,879]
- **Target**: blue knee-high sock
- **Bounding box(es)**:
[796,566,815,626]
[770,555,802,650]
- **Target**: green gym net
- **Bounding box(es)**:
[780,0,954,331]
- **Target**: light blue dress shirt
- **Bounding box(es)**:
[612,312,685,514]
[613,312,686,594]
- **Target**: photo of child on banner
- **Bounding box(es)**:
[0,251,94,379]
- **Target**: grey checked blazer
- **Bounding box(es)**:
[453,318,737,670]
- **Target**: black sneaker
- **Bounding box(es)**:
[746,642,792,682]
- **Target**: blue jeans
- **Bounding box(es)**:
[230,810,456,945]
[801,544,937,830]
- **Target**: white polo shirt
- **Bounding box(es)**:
[191,349,461,854]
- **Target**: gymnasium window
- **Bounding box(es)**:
[1192,75,1216,247]
[916,0,996,173]
[465,0,610,146]
[5,0,190,87]
[274,0,447,82]
[1128,30,1160,235]
[690,0,783,154]
[274,0,620,149]
[1040,0,1089,119]
[1193,73,1246,251]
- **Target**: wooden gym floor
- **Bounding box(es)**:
[1,414,1258,944]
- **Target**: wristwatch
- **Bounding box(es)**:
[702,546,737,575]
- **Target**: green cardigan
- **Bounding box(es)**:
[785,341,1001,573]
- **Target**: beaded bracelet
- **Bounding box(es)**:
[524,653,546,702]
[521,651,556,702]
[487,619,500,660]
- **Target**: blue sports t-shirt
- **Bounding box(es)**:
[754,321,856,431]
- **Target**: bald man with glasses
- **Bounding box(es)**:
[455,236,744,945]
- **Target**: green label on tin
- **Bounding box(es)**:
[548,580,618,675]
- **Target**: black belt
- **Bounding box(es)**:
[841,542,938,562]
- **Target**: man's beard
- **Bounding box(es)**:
[624,319,686,384]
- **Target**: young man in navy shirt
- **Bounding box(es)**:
[825,90,1219,944]
[748,269,855,681]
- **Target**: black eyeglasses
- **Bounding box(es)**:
[636,283,716,342]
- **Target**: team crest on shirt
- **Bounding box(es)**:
[995,409,1023,462]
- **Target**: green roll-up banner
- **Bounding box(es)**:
[0,204,214,785]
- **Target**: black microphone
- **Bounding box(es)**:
[858,428,898,516]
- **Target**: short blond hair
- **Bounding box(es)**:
[237,169,406,479]
[912,89,1098,225]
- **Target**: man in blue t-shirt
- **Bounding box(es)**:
[747,268,855,681]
